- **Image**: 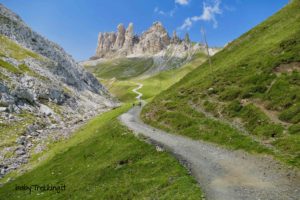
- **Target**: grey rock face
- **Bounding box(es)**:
[16,136,26,145]
[123,23,135,53]
[113,24,126,50]
[88,22,218,75]
[136,22,170,54]
[171,31,180,44]
[12,87,36,105]
[39,104,53,116]
[0,4,106,94]
[94,21,199,59]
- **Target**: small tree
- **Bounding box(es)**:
[184,33,191,43]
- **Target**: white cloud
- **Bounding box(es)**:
[179,0,222,30]
[175,0,190,5]
[154,0,189,18]
[154,6,176,17]
[179,18,193,30]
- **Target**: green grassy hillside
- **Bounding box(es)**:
[139,54,206,100]
[0,35,43,61]
[0,35,45,81]
[85,57,154,80]
[98,53,206,102]
[142,0,300,167]
[0,105,202,199]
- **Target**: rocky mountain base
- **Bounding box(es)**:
[0,4,116,180]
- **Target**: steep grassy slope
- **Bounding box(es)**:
[142,0,300,167]
[139,54,206,100]
[0,35,43,61]
[85,57,154,80]
[0,105,202,199]
[0,35,46,80]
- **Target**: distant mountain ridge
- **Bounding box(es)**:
[87,22,219,75]
[93,22,196,59]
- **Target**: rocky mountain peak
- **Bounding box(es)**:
[117,23,125,32]
[149,21,165,33]
[94,21,196,58]
[126,23,134,34]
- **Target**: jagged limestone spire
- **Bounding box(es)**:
[171,30,180,44]
[113,23,126,49]
[123,23,135,52]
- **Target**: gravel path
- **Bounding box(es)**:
[119,106,300,200]
[119,83,300,199]
[120,106,300,200]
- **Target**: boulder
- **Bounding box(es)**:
[15,146,26,155]
[0,107,7,112]
[16,136,26,145]
[26,124,39,135]
[13,87,36,105]
[39,104,53,116]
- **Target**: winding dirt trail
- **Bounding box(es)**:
[131,82,143,100]
[120,83,300,200]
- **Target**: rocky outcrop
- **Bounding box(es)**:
[123,23,135,53]
[0,6,105,94]
[96,32,117,58]
[87,22,221,75]
[0,4,116,179]
[113,24,126,50]
[135,22,170,54]
[171,31,180,44]
[94,22,200,59]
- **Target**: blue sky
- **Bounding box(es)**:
[1,0,289,61]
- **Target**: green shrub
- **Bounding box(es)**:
[238,104,284,137]
[203,100,218,113]
[226,100,243,117]
[288,124,300,135]
[241,85,268,99]
[254,124,283,138]
[279,103,300,123]
[266,76,300,110]
[219,87,241,101]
